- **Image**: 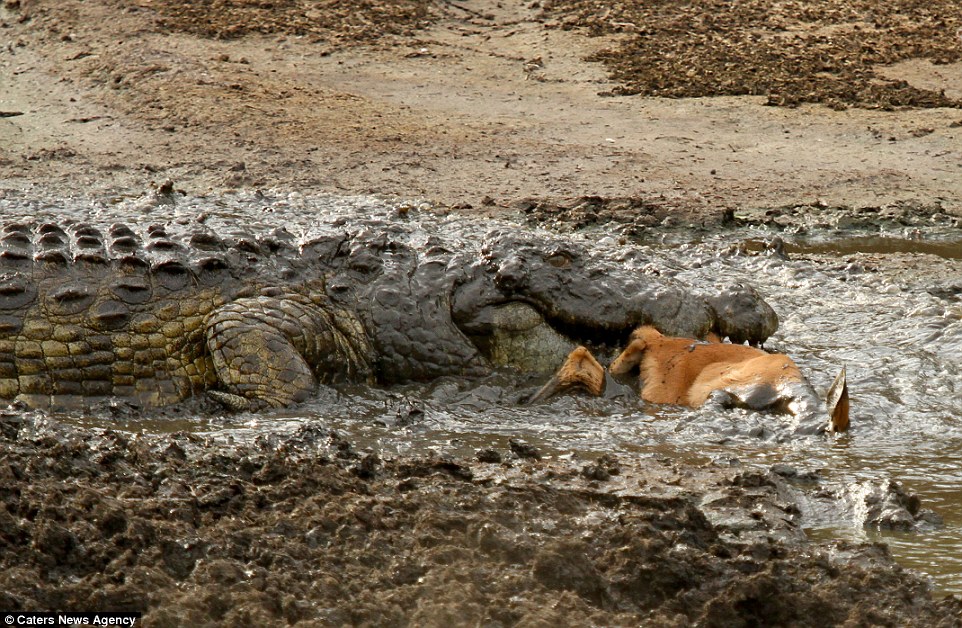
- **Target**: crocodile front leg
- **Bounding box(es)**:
[204,293,372,410]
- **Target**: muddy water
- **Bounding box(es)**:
[3,189,962,593]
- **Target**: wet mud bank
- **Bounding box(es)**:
[0,189,961,624]
[2,415,961,626]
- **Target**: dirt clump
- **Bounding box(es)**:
[541,0,962,109]
[149,0,440,46]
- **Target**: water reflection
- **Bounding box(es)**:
[742,235,962,260]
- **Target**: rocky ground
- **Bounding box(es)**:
[3,0,962,624]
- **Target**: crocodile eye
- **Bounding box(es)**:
[546,252,572,268]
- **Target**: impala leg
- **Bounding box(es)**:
[528,346,606,403]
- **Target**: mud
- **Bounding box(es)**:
[2,415,961,626]
[543,0,962,109]
[149,0,439,44]
[3,0,962,624]
[0,188,957,622]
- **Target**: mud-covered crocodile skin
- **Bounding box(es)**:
[0,221,778,410]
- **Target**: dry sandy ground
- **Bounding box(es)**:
[2,0,962,219]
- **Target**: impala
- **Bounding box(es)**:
[533,325,849,434]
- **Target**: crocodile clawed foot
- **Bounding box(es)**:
[528,346,606,403]
[208,390,254,412]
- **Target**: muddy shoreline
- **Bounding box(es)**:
[3,0,962,624]
[3,414,961,626]
[0,191,958,625]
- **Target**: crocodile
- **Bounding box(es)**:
[0,220,778,411]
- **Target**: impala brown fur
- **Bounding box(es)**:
[609,326,799,405]
[609,326,849,433]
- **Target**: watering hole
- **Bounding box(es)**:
[3,189,962,594]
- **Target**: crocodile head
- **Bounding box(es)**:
[451,233,778,373]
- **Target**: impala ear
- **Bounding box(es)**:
[609,338,646,376]
[826,367,849,433]
[609,326,658,376]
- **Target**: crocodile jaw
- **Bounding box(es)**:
[457,301,596,373]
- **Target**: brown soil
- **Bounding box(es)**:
[3,417,961,626]
[2,0,962,217]
[149,0,440,43]
[543,0,962,109]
